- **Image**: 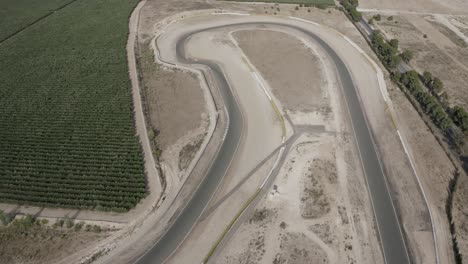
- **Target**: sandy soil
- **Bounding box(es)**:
[233,30,325,111]
[0,224,109,264]
[358,0,468,15]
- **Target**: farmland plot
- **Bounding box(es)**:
[0,0,146,212]
[0,0,75,42]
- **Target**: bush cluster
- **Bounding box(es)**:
[341,0,362,22]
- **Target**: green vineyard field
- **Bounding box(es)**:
[0,0,146,212]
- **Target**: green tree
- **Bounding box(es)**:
[432,77,444,94]
[373,14,381,21]
[400,50,413,63]
[388,55,402,68]
[452,106,468,132]
[389,39,399,49]
[422,71,432,85]
[65,218,74,228]
[349,9,362,21]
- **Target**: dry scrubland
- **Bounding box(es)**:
[0,0,146,212]
[0,214,109,264]
[359,0,468,15]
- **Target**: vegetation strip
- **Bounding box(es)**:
[0,0,146,212]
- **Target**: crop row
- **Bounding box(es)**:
[0,0,145,211]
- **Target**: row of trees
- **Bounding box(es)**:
[394,71,453,130]
[341,0,362,22]
[422,71,468,135]
[371,31,413,68]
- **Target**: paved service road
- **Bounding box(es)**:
[136,15,410,264]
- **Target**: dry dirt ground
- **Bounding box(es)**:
[358,0,468,16]
[0,220,109,264]
[138,40,210,184]
[214,29,383,264]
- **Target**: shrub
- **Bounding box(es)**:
[342,0,362,22]
[65,218,74,228]
[432,77,444,94]
[400,50,413,63]
[422,71,433,85]
[0,210,13,226]
[92,225,102,233]
[389,38,399,49]
[451,106,468,132]
[74,221,84,231]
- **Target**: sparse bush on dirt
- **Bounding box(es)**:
[279,221,287,229]
[74,221,84,231]
[0,210,13,226]
[65,218,74,229]
[92,225,102,233]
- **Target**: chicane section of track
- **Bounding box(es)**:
[136,19,410,264]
